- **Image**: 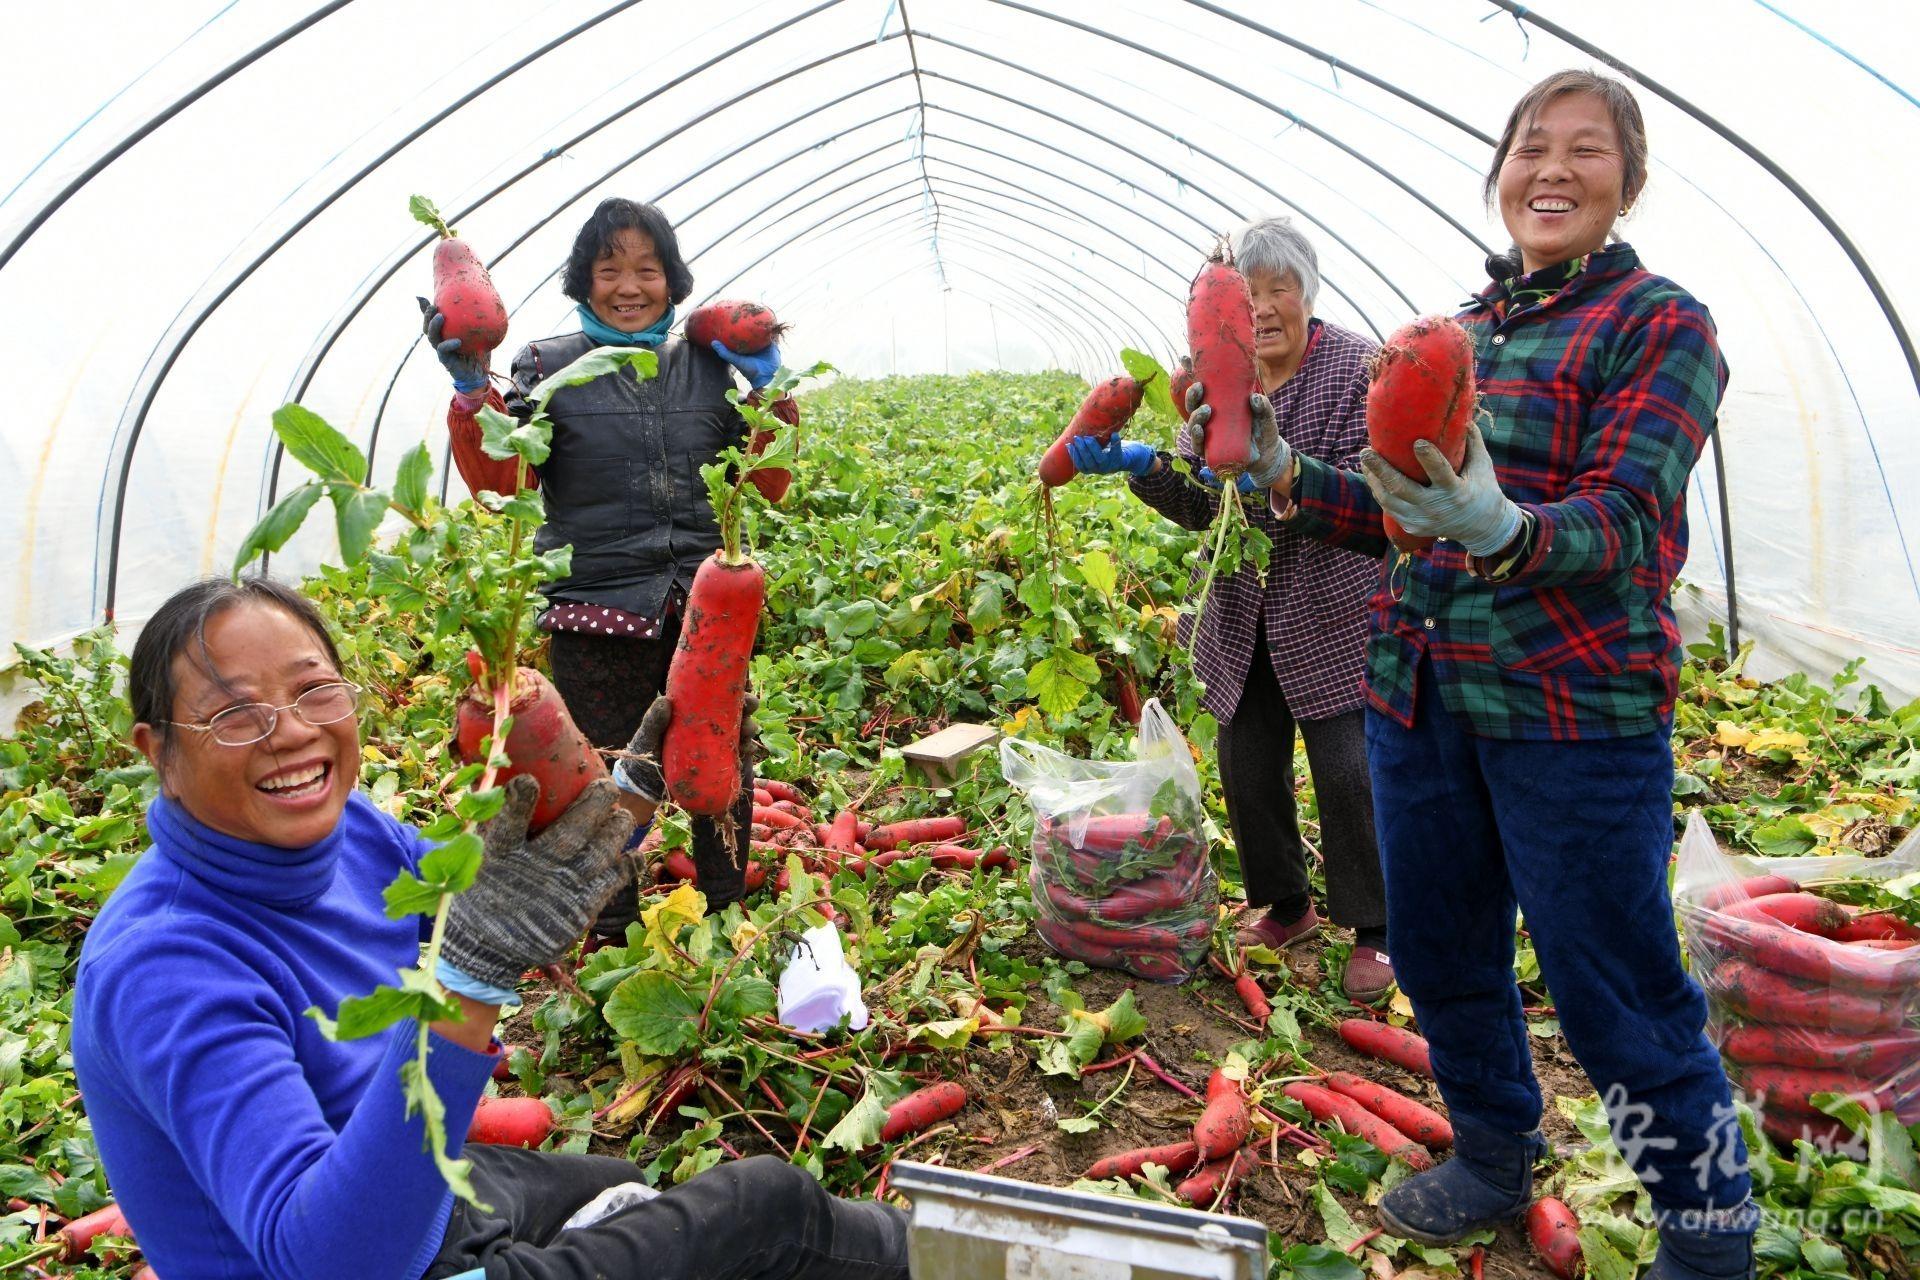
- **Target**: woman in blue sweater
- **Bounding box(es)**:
[72,577,908,1280]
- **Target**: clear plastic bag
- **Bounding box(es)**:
[1674,811,1920,1153]
[1000,699,1217,982]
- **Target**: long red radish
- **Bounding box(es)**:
[1697,915,1919,995]
[1186,250,1258,474]
[1366,316,1478,553]
[1232,971,1271,1023]
[1177,1146,1258,1206]
[1705,959,1906,1032]
[753,805,807,831]
[1169,356,1197,423]
[1527,1197,1583,1278]
[823,810,859,857]
[467,1096,555,1148]
[1836,911,1920,944]
[686,300,786,353]
[1050,813,1175,853]
[1038,375,1148,487]
[53,1203,134,1262]
[1719,892,1850,937]
[1700,873,1799,910]
[662,552,764,816]
[1337,1019,1434,1078]
[1282,1082,1432,1169]
[865,816,968,850]
[1761,1110,1860,1153]
[756,778,808,805]
[1730,1063,1900,1114]
[1084,1140,1202,1181]
[1193,1070,1251,1159]
[1322,1072,1453,1150]
[455,652,607,833]
[1719,1025,1920,1076]
[412,196,508,361]
[656,849,767,892]
[880,1082,967,1142]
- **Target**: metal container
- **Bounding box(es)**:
[891,1160,1269,1280]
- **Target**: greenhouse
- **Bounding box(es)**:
[3,3,1917,1278]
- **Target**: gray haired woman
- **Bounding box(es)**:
[1069,216,1392,1002]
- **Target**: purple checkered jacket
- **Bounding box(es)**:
[1128,320,1381,724]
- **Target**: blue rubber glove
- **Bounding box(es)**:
[710,340,781,390]
[418,298,488,395]
[1359,420,1523,556]
[1197,466,1258,494]
[1185,381,1289,489]
[1067,434,1157,478]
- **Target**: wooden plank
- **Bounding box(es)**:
[901,722,1000,783]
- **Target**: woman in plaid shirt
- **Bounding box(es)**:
[1190,73,1755,1280]
[1067,217,1392,1004]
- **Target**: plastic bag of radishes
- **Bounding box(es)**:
[1000,699,1216,982]
[1674,810,1920,1155]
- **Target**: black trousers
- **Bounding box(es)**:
[547,626,754,913]
[426,1147,909,1280]
[1215,627,1387,932]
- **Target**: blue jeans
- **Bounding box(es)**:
[1365,663,1749,1214]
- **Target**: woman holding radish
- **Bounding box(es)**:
[423,197,794,919]
[1195,72,1754,1280]
[72,577,907,1280]
[1070,217,1393,1003]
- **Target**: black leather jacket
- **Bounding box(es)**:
[505,332,748,618]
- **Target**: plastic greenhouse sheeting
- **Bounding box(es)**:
[3,0,1918,702]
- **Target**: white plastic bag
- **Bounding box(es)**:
[778,922,870,1034]
[1001,699,1216,982]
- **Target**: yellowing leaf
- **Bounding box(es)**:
[641,883,707,964]
[908,1017,980,1049]
[1742,728,1808,756]
[1713,721,1753,748]
[1390,990,1415,1019]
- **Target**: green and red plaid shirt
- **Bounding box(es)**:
[1280,243,1728,741]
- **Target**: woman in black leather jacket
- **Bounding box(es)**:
[425,197,791,919]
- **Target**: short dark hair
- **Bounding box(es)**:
[130,576,342,762]
[1483,70,1649,212]
[560,198,694,305]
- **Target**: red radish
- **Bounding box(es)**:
[1193,1070,1252,1159]
[1698,916,1919,995]
[1719,1025,1920,1076]
[1700,873,1798,910]
[1186,249,1258,474]
[1527,1197,1583,1278]
[1322,1072,1453,1150]
[686,300,786,354]
[1113,669,1143,725]
[744,392,797,504]
[1126,951,1190,982]
[1730,1064,1899,1114]
[52,1203,134,1262]
[1851,938,1919,951]
[1720,892,1850,937]
[1052,813,1175,853]
[455,652,607,833]
[1836,911,1920,944]
[865,816,968,850]
[491,1048,515,1082]
[756,778,808,805]
[1337,1019,1434,1078]
[771,800,813,821]
[1169,356,1197,423]
[880,1082,967,1142]
[823,810,859,856]
[1035,916,1124,965]
[662,552,764,816]
[753,787,774,806]
[753,805,807,831]
[467,1096,554,1148]
[1365,316,1477,553]
[1085,1140,1202,1181]
[1177,1146,1258,1206]
[1760,1111,1860,1152]
[1038,375,1148,487]
[1706,959,1906,1032]
[656,849,766,892]
[1283,1082,1432,1169]
[413,196,509,361]
[1232,972,1271,1022]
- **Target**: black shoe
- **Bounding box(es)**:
[1645,1203,1759,1280]
[1375,1115,1546,1245]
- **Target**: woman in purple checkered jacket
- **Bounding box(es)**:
[1066,216,1393,1005]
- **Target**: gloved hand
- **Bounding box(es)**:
[612,692,763,803]
[418,298,489,395]
[1185,382,1290,490]
[1066,434,1157,478]
[440,775,636,989]
[1197,466,1257,494]
[711,340,781,391]
[1359,420,1523,556]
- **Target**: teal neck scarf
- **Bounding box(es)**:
[576,302,676,348]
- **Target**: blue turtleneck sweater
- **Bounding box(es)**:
[71,791,499,1280]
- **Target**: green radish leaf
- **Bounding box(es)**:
[232,481,325,574]
[367,550,430,610]
[483,489,545,524]
[1097,989,1146,1043]
[392,442,434,515]
[603,970,704,1056]
[1576,1225,1637,1280]
[1024,656,1090,717]
[409,194,450,236]
[402,1056,487,1209]
[531,346,658,409]
[1078,548,1117,600]
[274,402,367,485]
[310,967,456,1041]
[477,404,550,467]
[1280,1243,1363,1280]
[1120,348,1177,421]
[821,1080,892,1153]
[330,485,389,566]
[383,870,443,919]
[710,975,777,1026]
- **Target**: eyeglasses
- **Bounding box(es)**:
[168,682,361,747]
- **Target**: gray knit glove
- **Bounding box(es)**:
[441,775,636,988]
[613,695,672,802]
